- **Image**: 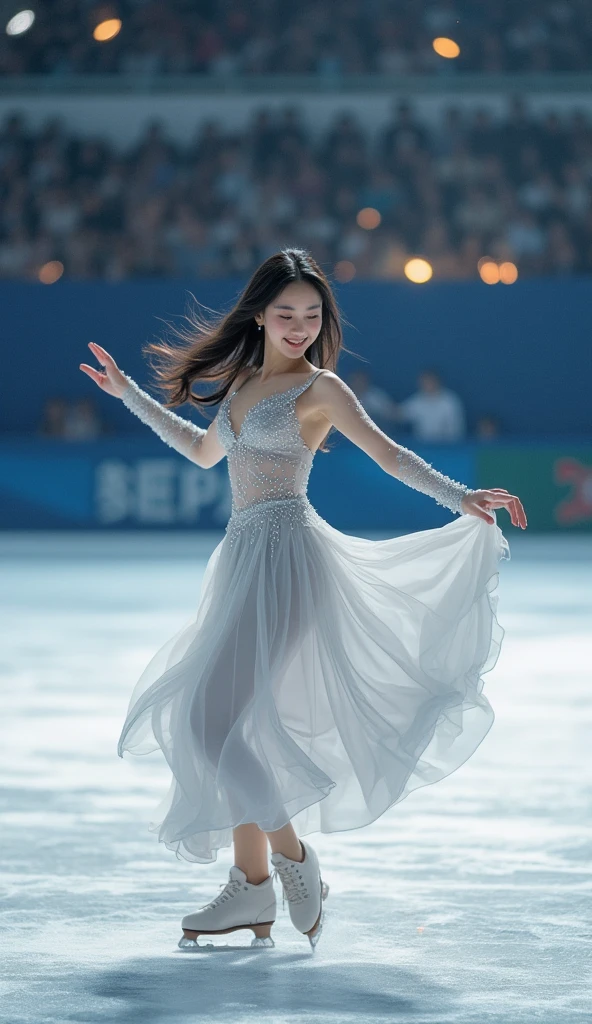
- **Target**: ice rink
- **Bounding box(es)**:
[1,530,590,1024]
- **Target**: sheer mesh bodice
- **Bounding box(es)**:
[120,365,472,542]
[216,369,324,513]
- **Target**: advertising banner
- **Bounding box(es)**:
[477,445,592,532]
[0,439,473,533]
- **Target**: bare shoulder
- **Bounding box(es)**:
[313,369,354,405]
[313,369,349,390]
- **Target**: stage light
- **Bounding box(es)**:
[432,37,460,59]
[478,260,500,285]
[6,9,35,36]
[334,261,356,283]
[404,258,433,284]
[38,261,64,284]
[499,261,518,284]
[93,18,122,42]
[356,208,381,230]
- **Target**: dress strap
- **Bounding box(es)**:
[292,368,325,398]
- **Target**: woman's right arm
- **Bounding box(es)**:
[79,342,226,469]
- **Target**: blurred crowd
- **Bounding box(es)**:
[2,0,592,76]
[40,396,111,439]
[41,369,497,443]
[1,96,592,280]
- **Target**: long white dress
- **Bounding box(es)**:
[117,368,509,864]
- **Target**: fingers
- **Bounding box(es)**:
[79,363,107,387]
[499,496,520,528]
[496,493,527,529]
[88,341,116,367]
[468,502,495,525]
[469,489,528,529]
[482,490,527,529]
[511,497,525,528]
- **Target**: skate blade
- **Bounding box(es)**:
[305,878,329,950]
[178,934,275,952]
[307,913,324,950]
[177,937,274,951]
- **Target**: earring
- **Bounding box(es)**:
[258,323,263,331]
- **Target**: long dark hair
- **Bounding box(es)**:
[144,248,349,451]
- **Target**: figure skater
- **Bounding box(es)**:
[79,248,526,950]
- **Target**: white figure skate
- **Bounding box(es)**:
[178,865,276,950]
[271,839,330,949]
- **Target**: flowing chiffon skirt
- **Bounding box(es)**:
[117,497,509,863]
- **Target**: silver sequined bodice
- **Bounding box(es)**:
[120,365,471,546]
[217,370,324,522]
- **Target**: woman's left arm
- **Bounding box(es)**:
[314,372,527,528]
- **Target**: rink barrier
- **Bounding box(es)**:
[0,438,590,532]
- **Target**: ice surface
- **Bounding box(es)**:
[1,531,591,1024]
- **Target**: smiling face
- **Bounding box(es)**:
[256,280,323,361]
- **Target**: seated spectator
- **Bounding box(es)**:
[347,370,399,434]
[2,0,592,78]
[454,187,502,236]
[39,396,108,440]
[504,206,546,272]
[39,397,68,437]
[1,97,592,282]
[475,415,501,440]
[396,370,467,442]
[62,397,107,440]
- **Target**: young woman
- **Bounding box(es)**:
[80,248,526,951]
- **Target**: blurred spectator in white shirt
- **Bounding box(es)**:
[397,370,466,442]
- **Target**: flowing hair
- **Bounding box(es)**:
[143,248,351,451]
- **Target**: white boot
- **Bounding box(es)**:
[178,866,276,949]
[271,839,330,949]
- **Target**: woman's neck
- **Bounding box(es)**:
[257,356,313,383]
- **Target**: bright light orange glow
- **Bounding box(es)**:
[499,261,518,284]
[356,207,381,230]
[432,37,460,58]
[39,261,64,284]
[334,261,356,283]
[404,258,433,284]
[93,18,122,42]
[478,260,500,285]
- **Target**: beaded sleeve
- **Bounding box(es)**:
[120,373,206,460]
[339,386,473,515]
[394,446,472,514]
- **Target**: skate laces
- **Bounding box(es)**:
[272,862,309,910]
[203,876,243,910]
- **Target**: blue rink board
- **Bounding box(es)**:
[0,439,472,532]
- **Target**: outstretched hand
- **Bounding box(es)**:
[461,488,527,529]
[79,342,128,399]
